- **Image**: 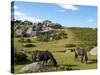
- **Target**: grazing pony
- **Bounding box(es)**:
[32,50,57,66]
[74,48,88,63]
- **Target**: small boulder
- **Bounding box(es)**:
[19,62,45,73]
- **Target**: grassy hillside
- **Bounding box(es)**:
[13,27,97,73]
[68,27,97,50]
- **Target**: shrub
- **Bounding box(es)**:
[14,51,28,64]
[23,43,36,47]
[26,39,32,43]
[65,44,76,48]
[36,30,68,42]
[54,35,61,40]
[37,35,50,42]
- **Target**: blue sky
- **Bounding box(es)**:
[13,1,97,28]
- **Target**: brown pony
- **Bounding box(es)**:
[32,50,57,66]
[75,48,88,63]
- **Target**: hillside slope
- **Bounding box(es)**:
[14,27,97,73]
[68,27,97,50]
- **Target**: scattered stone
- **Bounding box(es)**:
[19,62,45,73]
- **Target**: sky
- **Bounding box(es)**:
[13,1,97,28]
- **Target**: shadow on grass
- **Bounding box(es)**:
[12,60,33,74]
[47,64,78,67]
[15,60,33,65]
[87,59,97,64]
[46,64,79,71]
[55,50,66,53]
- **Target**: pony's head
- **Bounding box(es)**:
[51,58,57,66]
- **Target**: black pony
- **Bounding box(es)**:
[32,50,57,66]
[75,48,88,63]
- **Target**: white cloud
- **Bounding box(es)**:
[14,5,18,9]
[14,11,42,22]
[18,16,42,22]
[56,9,66,12]
[87,18,94,22]
[57,4,79,11]
[14,11,25,16]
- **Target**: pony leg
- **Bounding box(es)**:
[81,56,83,63]
[43,61,45,65]
[44,60,46,65]
[85,56,88,64]
[45,60,48,65]
[32,56,36,62]
[75,53,78,61]
[43,60,47,65]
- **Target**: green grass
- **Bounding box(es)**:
[14,52,97,73]
[13,28,97,73]
[68,27,97,50]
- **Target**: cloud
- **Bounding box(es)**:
[14,11,42,22]
[56,9,66,12]
[14,11,25,16]
[18,16,42,22]
[14,5,18,9]
[57,4,79,11]
[87,18,94,22]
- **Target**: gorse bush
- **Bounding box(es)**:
[65,44,76,48]
[37,30,68,42]
[23,43,36,47]
[14,51,28,64]
[26,39,32,43]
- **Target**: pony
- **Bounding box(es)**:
[74,48,88,63]
[32,50,57,66]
